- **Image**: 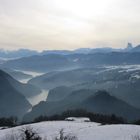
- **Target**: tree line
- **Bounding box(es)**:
[33,109,126,125]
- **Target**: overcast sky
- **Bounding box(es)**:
[0,0,140,51]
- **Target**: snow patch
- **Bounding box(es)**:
[65,117,90,122]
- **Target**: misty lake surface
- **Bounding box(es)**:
[28,90,49,106]
[19,70,44,77]
[15,70,48,105]
[15,70,45,83]
[20,78,32,83]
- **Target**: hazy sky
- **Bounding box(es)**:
[0,0,140,51]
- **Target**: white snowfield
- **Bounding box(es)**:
[0,121,140,140]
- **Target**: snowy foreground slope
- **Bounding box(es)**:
[0,121,140,140]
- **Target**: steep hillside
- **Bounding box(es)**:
[0,70,31,119]
[0,68,33,81]
[0,69,41,98]
[24,91,140,122]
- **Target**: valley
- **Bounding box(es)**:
[1,49,140,139]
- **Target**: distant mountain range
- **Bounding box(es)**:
[0,49,38,59]
[1,54,78,72]
[40,44,140,55]
[2,52,140,72]
[41,43,140,54]
[1,43,140,59]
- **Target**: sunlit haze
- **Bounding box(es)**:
[0,0,140,51]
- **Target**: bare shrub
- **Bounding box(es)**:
[132,135,140,140]
[55,129,78,140]
[20,126,42,140]
[3,126,42,140]
[3,127,77,140]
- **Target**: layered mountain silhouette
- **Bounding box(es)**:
[28,68,98,90]
[28,67,140,109]
[2,54,78,72]
[24,90,140,122]
[2,52,140,72]
[1,45,140,122]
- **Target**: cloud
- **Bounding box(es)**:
[0,0,140,50]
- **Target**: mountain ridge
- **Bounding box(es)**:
[23,90,140,122]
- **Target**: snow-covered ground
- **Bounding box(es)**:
[65,117,90,122]
[0,121,140,140]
